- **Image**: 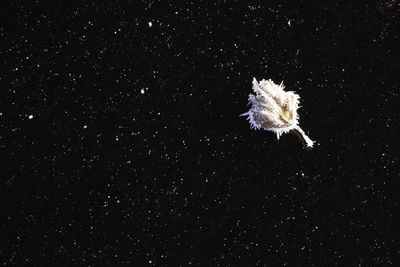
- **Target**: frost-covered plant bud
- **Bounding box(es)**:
[241,77,314,148]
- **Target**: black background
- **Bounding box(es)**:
[1,0,399,266]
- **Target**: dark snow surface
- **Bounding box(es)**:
[1,1,399,266]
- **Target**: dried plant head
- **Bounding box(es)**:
[241,77,315,148]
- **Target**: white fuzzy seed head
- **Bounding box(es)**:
[241,77,314,147]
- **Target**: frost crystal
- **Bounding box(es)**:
[241,77,314,148]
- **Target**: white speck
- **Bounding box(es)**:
[148,22,152,27]
[83,125,87,129]
[140,89,145,94]
[288,20,292,27]
[28,115,33,119]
